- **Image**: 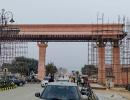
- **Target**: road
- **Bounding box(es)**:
[0,84,42,100]
[94,90,128,100]
[0,84,129,100]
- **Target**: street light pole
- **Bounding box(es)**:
[0,9,15,36]
[0,9,15,27]
[0,9,15,67]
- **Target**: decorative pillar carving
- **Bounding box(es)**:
[97,41,106,84]
[37,42,48,80]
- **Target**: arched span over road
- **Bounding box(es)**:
[0,24,126,42]
[0,23,128,84]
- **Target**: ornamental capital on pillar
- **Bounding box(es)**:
[111,40,119,47]
[37,42,48,47]
[96,41,106,47]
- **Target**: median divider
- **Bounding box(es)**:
[0,84,17,92]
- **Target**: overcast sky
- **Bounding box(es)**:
[0,0,130,71]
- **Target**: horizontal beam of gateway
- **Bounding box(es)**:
[10,24,124,33]
[0,24,126,42]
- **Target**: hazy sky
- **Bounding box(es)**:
[0,0,130,71]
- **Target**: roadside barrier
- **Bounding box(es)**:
[0,85,17,91]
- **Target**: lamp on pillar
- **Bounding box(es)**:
[37,42,48,80]
[0,9,15,27]
[0,9,20,36]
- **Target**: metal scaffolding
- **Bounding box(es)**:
[87,15,129,85]
[88,42,98,66]
[0,9,28,67]
[120,20,130,84]
[0,42,28,67]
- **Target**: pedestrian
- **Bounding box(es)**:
[73,77,75,83]
[77,76,81,85]
[49,75,54,82]
[84,76,90,88]
[81,77,84,87]
[107,79,111,89]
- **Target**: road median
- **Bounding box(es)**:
[0,84,17,92]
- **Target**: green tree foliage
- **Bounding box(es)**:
[2,56,38,76]
[81,65,98,76]
[75,71,79,76]
[45,63,57,76]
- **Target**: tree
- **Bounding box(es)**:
[2,56,38,76]
[45,63,57,76]
[75,71,79,76]
[81,65,98,76]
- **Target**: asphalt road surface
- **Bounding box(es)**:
[94,91,128,100]
[0,84,128,100]
[0,84,43,100]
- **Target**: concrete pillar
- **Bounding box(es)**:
[112,41,122,85]
[37,42,48,80]
[97,42,106,84]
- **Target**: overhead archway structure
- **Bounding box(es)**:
[0,24,126,42]
[0,24,127,85]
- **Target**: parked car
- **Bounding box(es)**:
[25,76,41,83]
[25,76,32,82]
[41,77,51,87]
[35,82,88,100]
[9,77,25,86]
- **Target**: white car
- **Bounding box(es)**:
[57,77,69,82]
[35,82,88,100]
[41,77,50,87]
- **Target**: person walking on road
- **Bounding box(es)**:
[49,75,54,82]
[81,77,84,87]
[77,76,81,85]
